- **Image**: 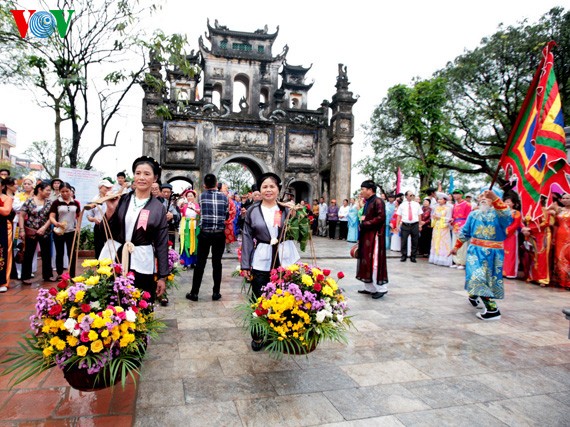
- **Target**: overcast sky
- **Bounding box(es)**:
[0,0,563,191]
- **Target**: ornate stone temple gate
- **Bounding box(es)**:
[141,20,357,201]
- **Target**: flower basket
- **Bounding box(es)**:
[1,258,165,390]
[239,263,352,358]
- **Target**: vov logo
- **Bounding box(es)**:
[10,10,74,38]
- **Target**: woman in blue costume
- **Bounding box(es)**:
[347,197,360,243]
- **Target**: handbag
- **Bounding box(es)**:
[24,226,38,239]
[14,241,25,264]
[350,243,359,258]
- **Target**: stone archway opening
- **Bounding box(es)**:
[167,176,194,195]
[289,181,311,204]
[217,159,259,195]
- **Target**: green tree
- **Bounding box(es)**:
[437,6,570,182]
[218,164,254,195]
[24,139,87,179]
[0,0,198,175]
[360,77,453,190]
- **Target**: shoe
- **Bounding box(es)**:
[251,340,264,352]
[457,265,465,270]
[21,280,32,285]
[468,296,483,309]
[400,257,407,262]
[505,275,517,279]
[357,289,373,294]
[185,293,198,301]
[450,265,457,268]
[476,310,501,321]
[372,291,388,299]
[44,277,58,283]
[410,258,417,263]
[212,293,222,301]
[0,286,7,293]
[159,296,169,307]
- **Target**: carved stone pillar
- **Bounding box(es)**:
[328,64,357,201]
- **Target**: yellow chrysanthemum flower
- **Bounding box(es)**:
[322,286,334,297]
[99,258,112,266]
[76,345,88,357]
[167,274,175,281]
[74,290,85,302]
[301,274,314,287]
[96,266,113,277]
[119,333,135,348]
[91,339,104,353]
[92,316,106,329]
[72,276,86,283]
[43,346,54,357]
[55,290,68,304]
[66,336,79,347]
[85,275,100,286]
[100,329,110,338]
[288,264,299,272]
[81,259,99,268]
[88,330,98,341]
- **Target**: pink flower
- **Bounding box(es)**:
[117,311,126,320]
[80,331,90,343]
[139,300,148,309]
[323,269,331,276]
[61,272,70,281]
[142,291,151,300]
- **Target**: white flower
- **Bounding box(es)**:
[90,301,101,310]
[316,310,326,323]
[236,265,241,271]
[63,318,77,333]
[336,314,344,323]
[125,308,137,322]
[270,238,279,245]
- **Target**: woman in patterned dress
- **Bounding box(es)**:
[553,193,570,289]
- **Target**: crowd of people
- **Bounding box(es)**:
[1,161,569,327]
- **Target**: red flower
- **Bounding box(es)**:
[179,259,185,265]
[139,300,148,309]
[117,311,126,320]
[80,331,90,343]
[168,240,173,247]
[81,303,91,313]
[114,265,122,274]
[316,274,325,282]
[337,271,345,279]
[313,283,322,292]
[132,306,139,313]
[323,269,331,276]
[48,304,62,316]
[57,281,68,289]
[142,291,151,300]
[49,288,58,296]
[61,272,70,281]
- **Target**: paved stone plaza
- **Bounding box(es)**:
[136,237,570,426]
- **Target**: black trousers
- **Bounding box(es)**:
[339,221,348,240]
[93,222,105,259]
[250,269,271,341]
[400,222,419,259]
[191,231,226,295]
[328,220,338,239]
[21,234,52,281]
[133,271,158,303]
[54,232,76,277]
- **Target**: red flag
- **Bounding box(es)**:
[498,41,570,220]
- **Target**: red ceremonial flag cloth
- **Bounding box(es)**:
[498,41,570,221]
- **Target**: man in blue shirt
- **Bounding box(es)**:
[187,173,229,301]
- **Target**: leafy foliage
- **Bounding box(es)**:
[360,7,570,188]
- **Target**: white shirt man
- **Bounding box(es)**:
[318,198,328,237]
[395,191,423,262]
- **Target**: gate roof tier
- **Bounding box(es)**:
[280,61,314,91]
[200,18,285,61]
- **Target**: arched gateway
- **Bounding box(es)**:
[141,20,357,201]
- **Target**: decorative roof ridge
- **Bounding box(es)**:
[206,18,279,40]
[282,61,313,73]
